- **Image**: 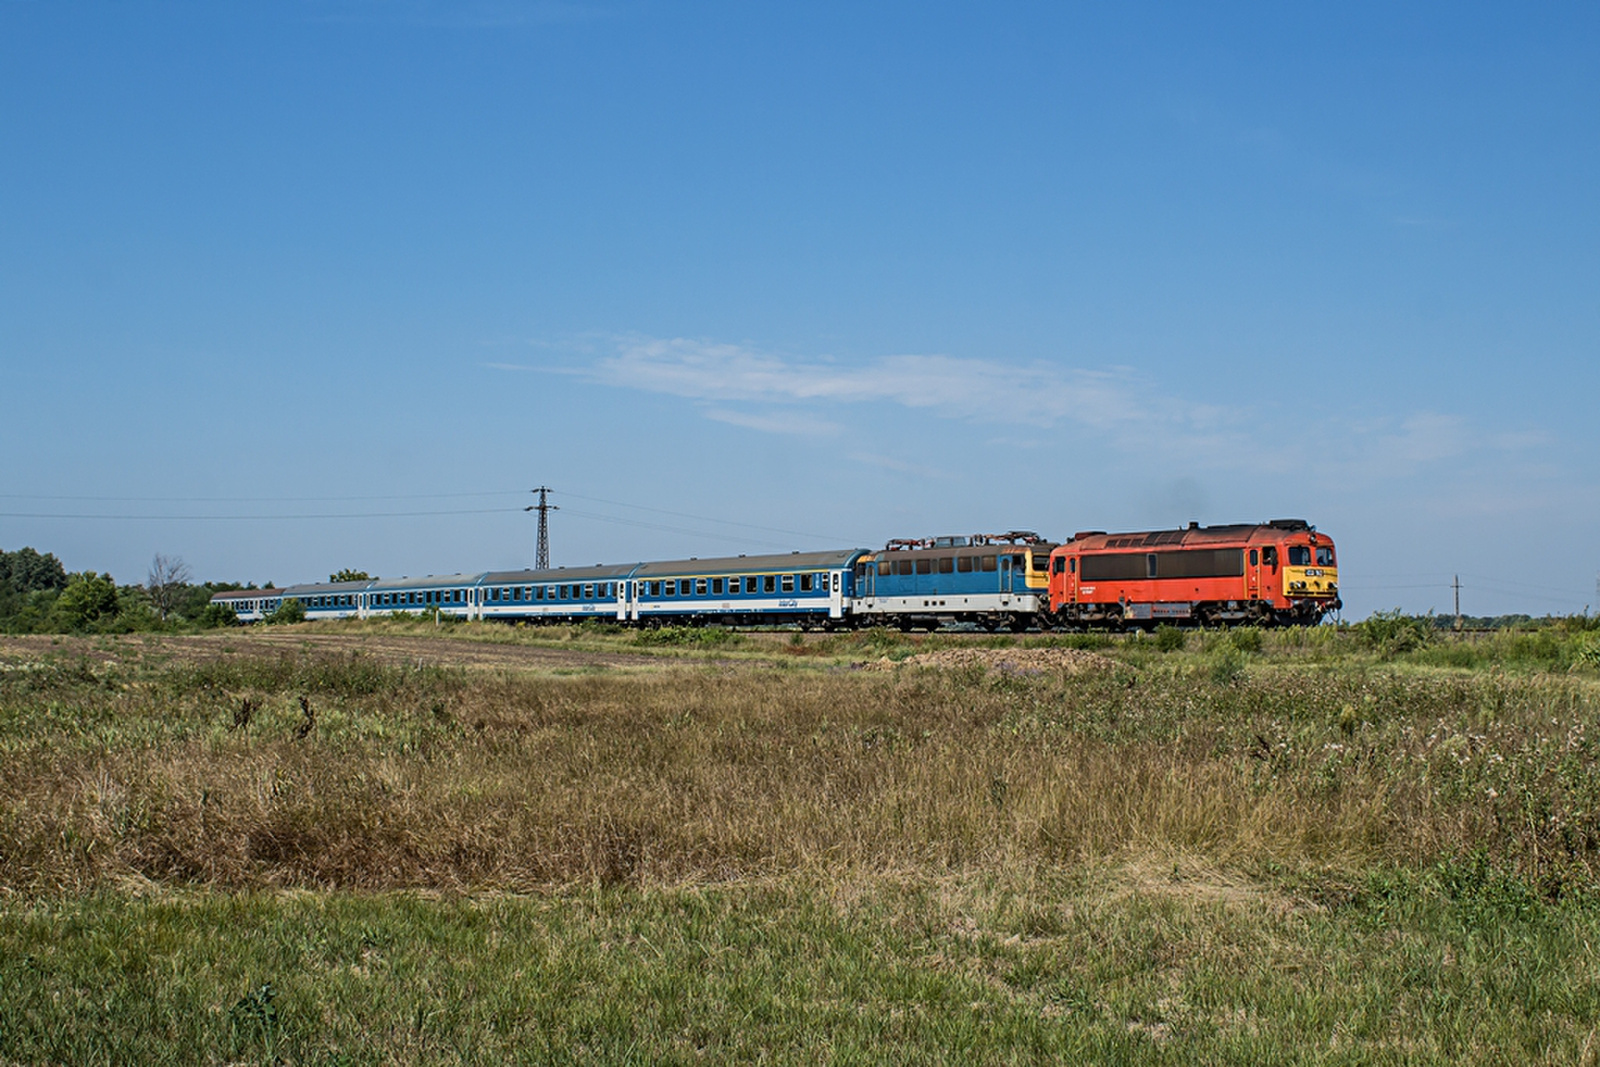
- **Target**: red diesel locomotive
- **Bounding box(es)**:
[1046,519,1339,628]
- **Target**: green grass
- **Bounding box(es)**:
[4,870,1598,1064]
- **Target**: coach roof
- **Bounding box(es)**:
[633,549,865,578]
[483,563,640,584]
[366,573,485,592]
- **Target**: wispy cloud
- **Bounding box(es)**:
[703,408,840,436]
[847,452,955,480]
[590,336,1223,436]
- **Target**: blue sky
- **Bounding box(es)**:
[3,1,1597,618]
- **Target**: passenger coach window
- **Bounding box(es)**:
[745,577,758,594]
[764,576,776,593]
[781,575,795,593]
[584,584,594,598]
[696,579,707,595]
[799,574,812,592]
[650,581,662,597]
[1288,546,1311,567]
[712,578,724,595]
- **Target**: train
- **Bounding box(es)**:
[210,519,1340,631]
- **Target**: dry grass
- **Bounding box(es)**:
[4,637,1598,898]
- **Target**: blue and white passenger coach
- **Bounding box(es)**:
[629,550,862,628]
[363,573,481,619]
[209,588,287,623]
[477,564,637,623]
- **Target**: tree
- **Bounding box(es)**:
[147,553,193,622]
[198,601,238,628]
[0,547,68,593]
[267,597,305,625]
[52,572,119,631]
[330,569,371,583]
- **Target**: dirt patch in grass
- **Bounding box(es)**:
[0,632,666,673]
[863,646,1119,674]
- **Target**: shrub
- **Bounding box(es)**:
[1360,610,1432,656]
[1208,645,1246,685]
[267,598,306,625]
[635,626,742,648]
[1229,626,1263,654]
[1153,625,1185,652]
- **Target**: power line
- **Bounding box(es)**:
[0,508,523,521]
[0,490,522,504]
[559,508,803,550]
[558,490,854,543]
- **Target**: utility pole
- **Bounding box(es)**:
[1454,574,1462,631]
[524,486,557,570]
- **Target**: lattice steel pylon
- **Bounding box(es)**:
[524,487,558,570]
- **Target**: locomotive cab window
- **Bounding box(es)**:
[1263,547,1278,568]
[1250,549,1258,567]
[1288,546,1311,567]
[1316,546,1335,567]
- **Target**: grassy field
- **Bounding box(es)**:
[3,622,1600,1063]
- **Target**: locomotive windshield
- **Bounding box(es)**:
[1288,546,1311,566]
[1316,546,1335,567]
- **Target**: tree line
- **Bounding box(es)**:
[0,546,246,634]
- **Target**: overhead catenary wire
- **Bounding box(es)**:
[0,486,870,548]
[0,508,524,521]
